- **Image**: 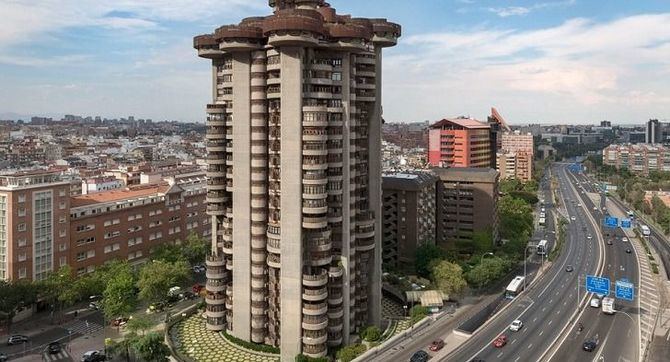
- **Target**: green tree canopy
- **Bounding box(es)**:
[137,260,190,303]
[415,243,445,279]
[0,280,37,330]
[465,256,513,289]
[430,260,467,296]
[336,344,367,362]
[102,263,137,320]
[131,332,171,362]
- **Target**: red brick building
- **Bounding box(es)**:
[428,117,492,168]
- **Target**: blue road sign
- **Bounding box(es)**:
[621,219,632,228]
[615,280,635,301]
[604,216,618,228]
[586,275,610,295]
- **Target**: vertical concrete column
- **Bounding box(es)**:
[368,48,383,327]
[232,51,252,341]
[280,46,304,361]
[340,52,352,344]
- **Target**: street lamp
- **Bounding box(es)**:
[403,305,407,317]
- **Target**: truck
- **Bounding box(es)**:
[602,297,615,314]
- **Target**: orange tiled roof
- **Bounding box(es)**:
[71,183,170,207]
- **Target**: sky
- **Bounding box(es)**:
[0,0,669,124]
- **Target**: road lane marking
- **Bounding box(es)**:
[498,352,504,358]
[514,357,520,362]
[511,339,517,345]
[539,330,544,336]
[528,343,533,349]
[548,320,553,325]
[533,317,537,323]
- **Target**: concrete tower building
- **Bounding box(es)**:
[194,1,400,359]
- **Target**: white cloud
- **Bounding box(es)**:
[488,7,531,18]
[383,13,670,123]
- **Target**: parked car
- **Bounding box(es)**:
[88,301,100,310]
[148,302,165,313]
[626,248,632,254]
[82,350,106,362]
[622,237,629,242]
[182,291,196,300]
[492,335,507,348]
[192,284,203,294]
[7,335,29,345]
[509,319,523,332]
[47,342,62,354]
[410,350,429,362]
[112,317,129,327]
[429,339,445,351]
[565,265,574,272]
[0,352,7,362]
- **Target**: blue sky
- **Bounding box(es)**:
[0,0,669,124]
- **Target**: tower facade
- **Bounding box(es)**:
[194,1,399,359]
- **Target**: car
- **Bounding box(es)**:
[89,301,100,310]
[587,235,592,239]
[590,298,601,308]
[429,339,445,351]
[7,335,29,345]
[607,240,613,245]
[47,342,62,354]
[182,291,196,300]
[112,317,129,327]
[622,237,629,242]
[82,350,106,362]
[0,352,7,362]
[410,350,429,362]
[593,207,598,211]
[492,335,507,348]
[509,319,523,332]
[582,336,599,352]
[566,265,574,272]
[193,283,203,294]
[626,248,632,254]
[148,302,165,313]
[571,216,576,221]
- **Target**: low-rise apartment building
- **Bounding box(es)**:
[382,172,437,271]
[603,143,670,175]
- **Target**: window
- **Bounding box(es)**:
[128,226,142,233]
[128,237,143,246]
[59,229,67,237]
[331,72,342,81]
[59,215,66,224]
[149,221,162,228]
[128,213,143,221]
[18,268,27,279]
[76,236,95,246]
[104,218,120,227]
[18,252,27,262]
[76,224,95,232]
[59,243,67,251]
[59,189,66,197]
[59,202,66,210]
[87,265,95,273]
[59,256,67,267]
[18,208,26,217]
[104,231,120,239]
[17,194,25,203]
[17,238,27,247]
[76,252,86,261]
[104,243,120,254]
[17,223,26,232]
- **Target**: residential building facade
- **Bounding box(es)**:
[427,117,492,168]
[603,143,670,175]
[381,172,437,272]
[194,0,400,359]
[434,168,499,249]
[497,131,534,181]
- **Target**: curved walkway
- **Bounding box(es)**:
[171,314,279,362]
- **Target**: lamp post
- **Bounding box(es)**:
[403,305,407,317]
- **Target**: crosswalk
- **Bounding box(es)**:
[43,349,73,362]
[63,319,104,336]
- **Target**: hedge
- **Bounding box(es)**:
[221,330,280,354]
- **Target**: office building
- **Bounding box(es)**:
[497,131,534,181]
[646,119,660,144]
[381,172,437,272]
[194,0,400,359]
[427,118,492,168]
[434,168,499,249]
[603,143,670,175]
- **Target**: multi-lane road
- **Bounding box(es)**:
[548,168,640,362]
[443,164,605,361]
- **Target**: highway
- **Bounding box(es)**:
[547,169,639,362]
[442,164,605,361]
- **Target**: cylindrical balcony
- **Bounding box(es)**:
[206,278,227,293]
[267,237,281,254]
[206,316,226,331]
[356,236,375,252]
[267,253,281,269]
[301,315,328,330]
[206,254,226,267]
[328,292,343,306]
[303,216,328,229]
[328,265,343,278]
[302,343,327,358]
[206,304,226,318]
[302,302,328,316]
[206,265,229,280]
[303,269,328,287]
[302,287,328,302]
[355,224,375,239]
[302,199,328,214]
[302,329,328,345]
[309,251,332,267]
[327,306,344,319]
[205,292,226,305]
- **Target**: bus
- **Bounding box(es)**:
[539,217,546,227]
[505,276,526,299]
[640,225,651,237]
[537,239,548,255]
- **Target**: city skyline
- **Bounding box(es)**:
[1,0,669,124]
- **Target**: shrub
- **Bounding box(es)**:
[410,305,428,324]
[336,344,367,362]
[221,330,280,354]
[295,355,329,362]
[360,326,382,342]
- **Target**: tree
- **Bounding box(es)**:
[0,280,37,332]
[430,260,467,296]
[126,315,153,336]
[102,265,137,321]
[415,243,445,279]
[150,244,186,264]
[39,266,78,321]
[336,344,367,362]
[498,195,534,241]
[360,325,382,342]
[131,332,171,362]
[182,232,209,266]
[465,257,513,289]
[137,260,190,303]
